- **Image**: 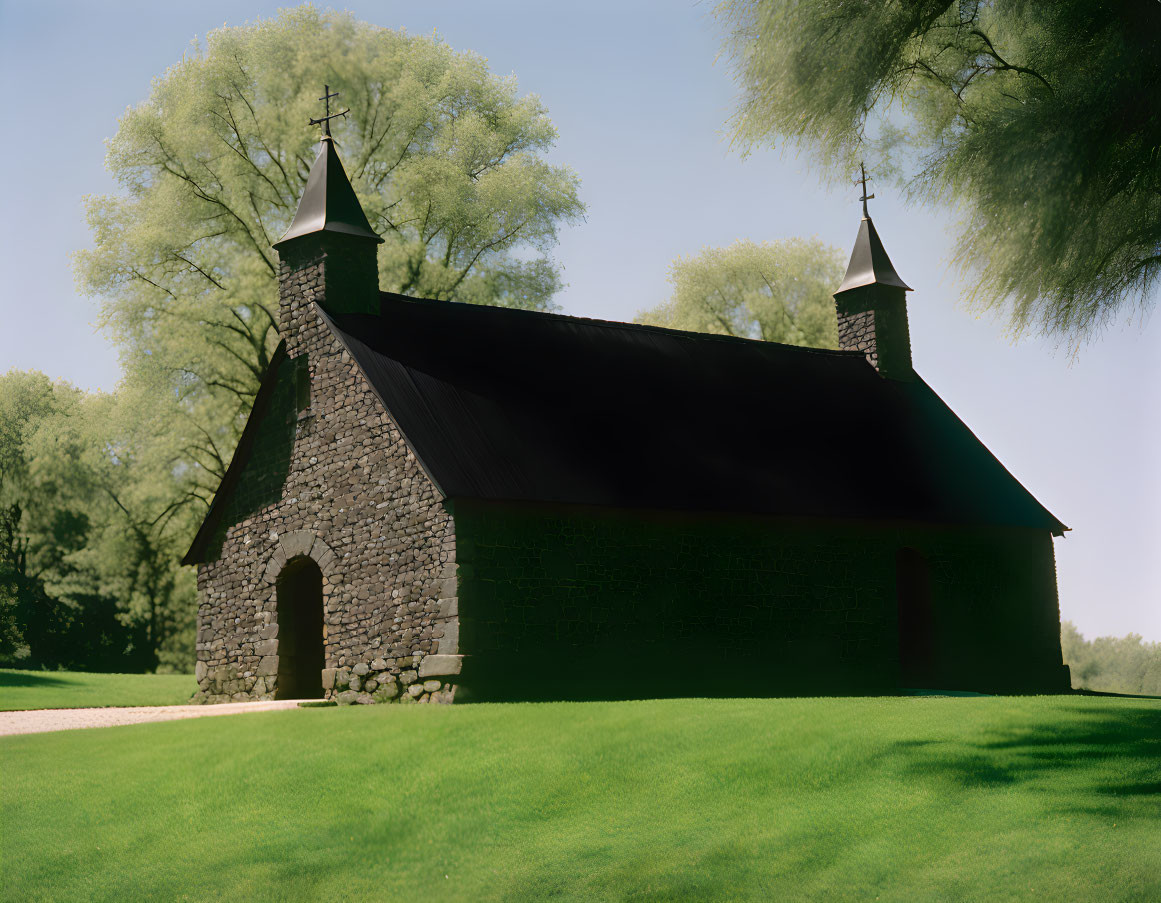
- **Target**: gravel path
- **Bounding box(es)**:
[0,700,309,737]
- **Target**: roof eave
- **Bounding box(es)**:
[837,216,913,295]
[273,221,383,249]
[834,272,913,295]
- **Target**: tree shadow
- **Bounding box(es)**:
[0,670,71,689]
[884,702,1161,801]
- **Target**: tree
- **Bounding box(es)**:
[634,238,842,348]
[0,371,62,663]
[75,6,584,504]
[0,371,196,671]
[1062,621,1161,696]
[26,385,198,670]
[0,370,117,669]
[716,0,1161,343]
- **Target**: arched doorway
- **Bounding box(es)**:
[896,547,935,687]
[275,556,325,699]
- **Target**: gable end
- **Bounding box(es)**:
[183,342,306,565]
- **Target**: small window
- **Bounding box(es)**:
[295,362,311,415]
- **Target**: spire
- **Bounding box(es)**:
[835,215,912,294]
[836,163,910,295]
[833,167,915,378]
[273,136,383,249]
[273,89,383,344]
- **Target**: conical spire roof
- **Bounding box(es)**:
[835,216,911,294]
[273,137,382,249]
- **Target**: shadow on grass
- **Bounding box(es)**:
[0,670,71,689]
[888,702,1161,800]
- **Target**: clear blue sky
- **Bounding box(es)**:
[1,1,1157,640]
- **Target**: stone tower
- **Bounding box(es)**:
[272,136,383,356]
[833,213,914,379]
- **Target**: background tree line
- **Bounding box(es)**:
[0,372,196,671]
[1061,621,1161,697]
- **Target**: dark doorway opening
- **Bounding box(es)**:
[275,557,325,699]
[896,547,935,687]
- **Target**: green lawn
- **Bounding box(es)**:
[2,696,1158,902]
[0,669,196,711]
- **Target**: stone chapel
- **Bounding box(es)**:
[184,134,1071,704]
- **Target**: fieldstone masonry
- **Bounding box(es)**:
[188,136,1069,703]
[450,502,1066,699]
[193,250,461,705]
[836,309,878,370]
[834,286,913,378]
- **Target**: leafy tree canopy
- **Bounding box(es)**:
[0,371,195,671]
[74,5,583,502]
[634,238,842,348]
[716,0,1161,343]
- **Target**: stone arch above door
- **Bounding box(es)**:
[259,529,338,589]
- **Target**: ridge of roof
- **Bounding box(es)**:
[321,298,1066,534]
[184,291,1068,567]
[376,290,864,360]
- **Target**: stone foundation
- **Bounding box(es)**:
[327,655,458,705]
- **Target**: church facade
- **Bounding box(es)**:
[184,136,1071,704]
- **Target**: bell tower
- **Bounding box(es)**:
[272,87,383,356]
[833,166,914,379]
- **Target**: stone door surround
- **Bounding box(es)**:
[259,529,338,589]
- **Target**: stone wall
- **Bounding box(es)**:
[836,309,878,369]
[194,235,1064,703]
[918,526,1067,690]
[193,262,459,704]
[834,286,913,377]
[451,500,1067,700]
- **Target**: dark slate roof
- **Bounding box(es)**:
[273,137,382,249]
[316,293,1065,534]
[836,216,912,294]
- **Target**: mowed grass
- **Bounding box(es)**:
[0,669,196,711]
[2,697,1159,903]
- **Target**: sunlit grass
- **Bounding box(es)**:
[2,696,1158,902]
[0,669,195,711]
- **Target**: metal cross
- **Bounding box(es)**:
[854,161,875,218]
[309,84,350,138]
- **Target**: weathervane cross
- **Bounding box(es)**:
[309,84,350,138]
[854,162,875,219]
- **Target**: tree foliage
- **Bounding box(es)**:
[716,0,1161,342]
[75,6,583,504]
[1062,621,1161,696]
[634,238,842,348]
[0,371,195,671]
